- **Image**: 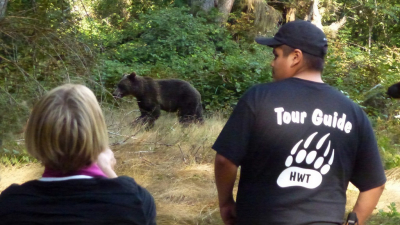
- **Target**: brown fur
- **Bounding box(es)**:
[113,72,203,128]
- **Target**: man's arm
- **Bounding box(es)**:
[351,184,385,225]
[214,153,238,225]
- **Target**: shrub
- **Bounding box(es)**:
[368,202,400,225]
[98,7,273,111]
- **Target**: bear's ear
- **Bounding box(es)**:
[388,82,400,99]
[127,72,137,81]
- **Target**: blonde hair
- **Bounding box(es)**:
[25,84,108,173]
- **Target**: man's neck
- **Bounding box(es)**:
[292,69,324,83]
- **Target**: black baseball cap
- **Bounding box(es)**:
[255,20,328,58]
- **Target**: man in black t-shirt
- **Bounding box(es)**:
[213,20,386,225]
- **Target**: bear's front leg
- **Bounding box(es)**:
[178,103,204,126]
[131,115,154,128]
[132,101,161,129]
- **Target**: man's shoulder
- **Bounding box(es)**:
[244,78,337,98]
[248,78,330,90]
[244,78,366,114]
[243,80,285,97]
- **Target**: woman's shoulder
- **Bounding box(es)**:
[108,176,138,190]
[0,176,150,198]
[0,180,42,199]
[111,176,152,196]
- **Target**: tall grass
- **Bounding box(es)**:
[104,100,226,224]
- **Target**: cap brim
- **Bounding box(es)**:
[255,37,282,47]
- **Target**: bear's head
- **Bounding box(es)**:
[387,82,400,99]
[113,72,143,98]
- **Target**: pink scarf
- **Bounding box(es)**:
[42,163,107,178]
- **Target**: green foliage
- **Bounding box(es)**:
[368,202,400,225]
[97,60,132,89]
[324,42,400,101]
[227,12,262,42]
[374,115,400,169]
[91,0,172,27]
[0,148,36,166]
[380,202,400,218]
[92,0,132,26]
[97,7,272,110]
[0,139,36,166]
[0,91,29,143]
[0,0,98,146]
[334,0,400,47]
[120,9,217,63]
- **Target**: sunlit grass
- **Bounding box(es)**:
[103,101,225,224]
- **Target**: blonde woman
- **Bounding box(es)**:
[0,84,156,225]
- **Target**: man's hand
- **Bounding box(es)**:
[214,153,238,225]
[220,199,237,225]
[97,148,118,178]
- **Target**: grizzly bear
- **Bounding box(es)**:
[113,72,203,128]
[388,82,400,98]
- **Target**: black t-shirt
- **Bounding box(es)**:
[213,78,386,225]
[0,176,156,225]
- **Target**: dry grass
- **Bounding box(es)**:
[103,101,225,224]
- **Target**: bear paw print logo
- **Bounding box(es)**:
[277,132,334,189]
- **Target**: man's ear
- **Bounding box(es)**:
[127,72,137,81]
[290,49,303,67]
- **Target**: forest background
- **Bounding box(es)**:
[2,0,400,167]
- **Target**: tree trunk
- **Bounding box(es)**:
[304,0,323,30]
[326,16,346,38]
[0,0,8,20]
[286,7,296,22]
[190,0,216,12]
[368,25,372,54]
[191,0,232,24]
[217,0,234,24]
[202,0,216,12]
[303,0,347,38]
[368,0,377,54]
